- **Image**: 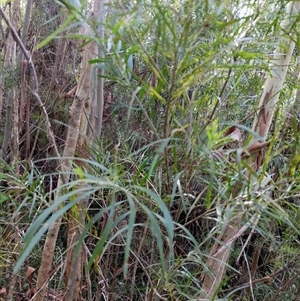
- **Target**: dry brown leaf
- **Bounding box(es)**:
[223,126,236,137]
[223,126,242,141]
[246,141,270,155]
[25,266,35,281]
[222,126,242,150]
[227,127,242,142]
[65,85,77,98]
[26,286,36,299]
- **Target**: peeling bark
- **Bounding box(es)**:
[34,2,103,300]
[199,2,300,299]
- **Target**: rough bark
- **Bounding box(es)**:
[199,2,300,299]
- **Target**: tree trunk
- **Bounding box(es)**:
[34,1,103,300]
[199,2,300,299]
[4,4,21,300]
[65,2,103,300]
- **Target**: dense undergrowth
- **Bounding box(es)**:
[0,0,300,300]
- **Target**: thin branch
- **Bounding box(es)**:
[0,7,60,159]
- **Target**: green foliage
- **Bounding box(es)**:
[1,0,300,300]
[0,66,20,89]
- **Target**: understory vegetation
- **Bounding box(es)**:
[1,0,300,300]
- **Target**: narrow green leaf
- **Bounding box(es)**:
[36,15,75,50]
